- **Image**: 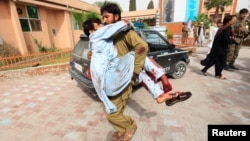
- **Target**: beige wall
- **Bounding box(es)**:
[0,0,99,55]
[0,0,27,54]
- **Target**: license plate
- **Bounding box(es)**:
[74,62,82,72]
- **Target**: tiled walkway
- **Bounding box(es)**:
[1,47,250,141]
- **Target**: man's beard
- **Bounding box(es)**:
[103,17,117,25]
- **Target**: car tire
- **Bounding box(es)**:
[170,61,187,79]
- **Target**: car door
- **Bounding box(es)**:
[141,31,175,73]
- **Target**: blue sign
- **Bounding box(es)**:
[185,0,199,21]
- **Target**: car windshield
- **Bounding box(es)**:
[144,32,167,45]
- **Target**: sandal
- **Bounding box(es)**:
[165,91,192,106]
[215,76,226,80]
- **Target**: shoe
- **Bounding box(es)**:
[112,131,124,141]
[224,65,234,72]
[122,127,137,141]
[165,92,192,106]
[229,64,239,70]
[156,93,171,104]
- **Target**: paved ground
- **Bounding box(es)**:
[0,47,250,141]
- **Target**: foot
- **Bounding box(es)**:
[156,93,172,104]
[165,91,192,106]
[215,76,226,80]
[122,127,137,141]
[229,64,239,70]
[201,70,208,76]
[112,131,124,141]
[224,65,234,72]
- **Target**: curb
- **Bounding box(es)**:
[0,63,69,80]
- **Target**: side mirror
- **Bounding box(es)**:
[170,44,175,50]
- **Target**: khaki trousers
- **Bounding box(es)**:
[226,42,242,65]
[102,84,136,132]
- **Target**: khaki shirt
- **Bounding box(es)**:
[113,29,149,75]
[232,18,248,37]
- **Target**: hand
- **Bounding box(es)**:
[132,73,138,81]
[87,49,92,60]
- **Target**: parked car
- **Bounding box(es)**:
[69,29,190,96]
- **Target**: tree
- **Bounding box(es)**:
[194,14,209,29]
[147,0,154,9]
[71,11,101,30]
[129,0,136,11]
[206,0,232,22]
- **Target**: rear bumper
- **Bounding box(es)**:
[69,68,97,96]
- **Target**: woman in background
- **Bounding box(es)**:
[201,15,236,79]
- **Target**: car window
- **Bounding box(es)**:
[73,40,89,59]
[144,32,167,45]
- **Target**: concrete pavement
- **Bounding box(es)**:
[0,46,250,141]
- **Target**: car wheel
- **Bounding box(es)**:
[170,61,187,79]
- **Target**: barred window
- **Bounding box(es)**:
[16,5,42,32]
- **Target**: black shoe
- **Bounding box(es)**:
[224,65,234,72]
[229,64,239,70]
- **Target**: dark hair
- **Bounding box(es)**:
[223,15,232,25]
[239,8,249,14]
[82,18,101,36]
[100,2,121,21]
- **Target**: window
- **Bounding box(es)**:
[72,16,79,30]
[144,32,167,45]
[16,4,42,32]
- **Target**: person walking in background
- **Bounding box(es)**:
[197,22,206,47]
[208,21,222,53]
[200,15,235,80]
[225,8,249,71]
[192,23,198,45]
[182,22,189,45]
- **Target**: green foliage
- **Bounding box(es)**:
[0,43,20,57]
[206,0,232,22]
[147,0,154,9]
[129,0,136,11]
[71,11,101,30]
[143,22,149,29]
[194,14,210,29]
[165,30,173,39]
[32,37,58,53]
[206,0,232,11]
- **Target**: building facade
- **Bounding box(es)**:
[0,0,99,55]
[121,0,238,35]
[159,0,238,34]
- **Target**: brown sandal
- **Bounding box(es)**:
[165,91,192,106]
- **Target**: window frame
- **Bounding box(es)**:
[17,4,42,32]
